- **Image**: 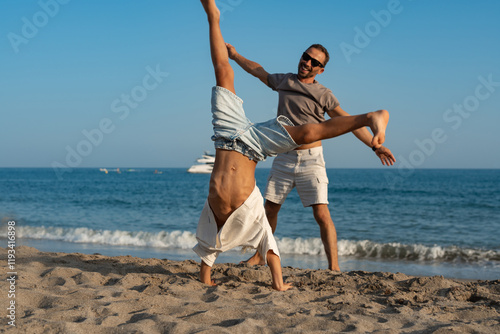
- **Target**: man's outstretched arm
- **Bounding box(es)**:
[226,43,270,86]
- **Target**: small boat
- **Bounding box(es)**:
[99,168,121,174]
[187,151,215,174]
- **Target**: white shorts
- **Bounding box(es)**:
[264,146,329,207]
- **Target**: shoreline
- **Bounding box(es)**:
[12,237,500,281]
[1,246,499,333]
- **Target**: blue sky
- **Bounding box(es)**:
[1,0,500,171]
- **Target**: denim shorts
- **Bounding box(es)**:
[211,86,298,161]
[264,146,329,207]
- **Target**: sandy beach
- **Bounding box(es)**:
[1,246,499,333]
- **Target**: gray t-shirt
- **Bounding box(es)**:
[267,73,340,126]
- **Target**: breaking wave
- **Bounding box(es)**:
[13,225,500,263]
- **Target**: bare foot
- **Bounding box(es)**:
[273,282,294,292]
[200,0,220,22]
[200,277,217,286]
[206,280,217,287]
[367,109,389,148]
[240,252,266,266]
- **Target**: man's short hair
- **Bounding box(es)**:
[307,44,330,67]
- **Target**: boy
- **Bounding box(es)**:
[194,0,389,291]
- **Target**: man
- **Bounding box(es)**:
[195,0,390,290]
[226,42,396,271]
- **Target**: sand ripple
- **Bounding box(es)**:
[1,246,499,333]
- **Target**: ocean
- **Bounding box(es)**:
[1,168,499,280]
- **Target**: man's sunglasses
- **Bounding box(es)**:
[302,52,324,68]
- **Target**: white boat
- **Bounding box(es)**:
[187,151,215,174]
[99,168,121,174]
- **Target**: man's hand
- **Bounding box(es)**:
[223,43,269,85]
[375,146,396,166]
[226,43,237,60]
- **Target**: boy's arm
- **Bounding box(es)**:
[200,260,217,286]
[266,250,293,291]
[226,43,270,86]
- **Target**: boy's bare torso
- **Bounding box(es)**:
[208,149,257,229]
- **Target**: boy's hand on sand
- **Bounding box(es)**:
[273,282,293,291]
[201,279,217,287]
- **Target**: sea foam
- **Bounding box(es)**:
[12,225,500,263]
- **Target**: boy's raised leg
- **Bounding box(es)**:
[285,109,389,148]
[201,0,235,94]
[367,109,389,148]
